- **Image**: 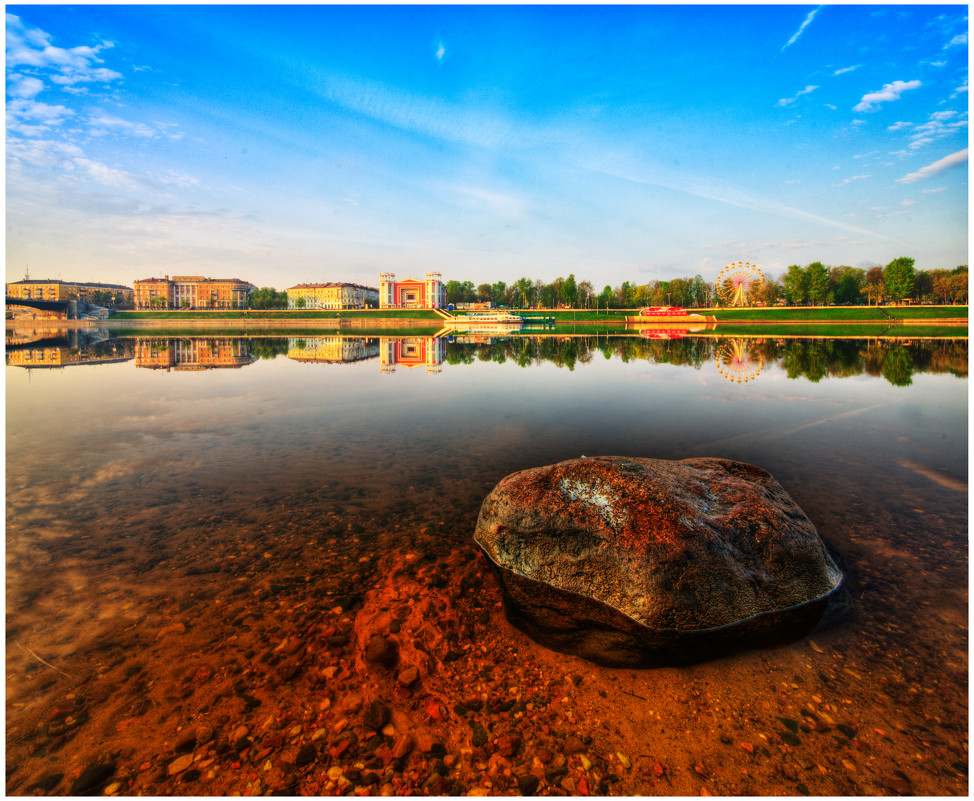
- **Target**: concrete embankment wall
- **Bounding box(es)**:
[98,317,437,330]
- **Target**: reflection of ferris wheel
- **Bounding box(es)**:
[717,261,765,306]
[716,338,763,383]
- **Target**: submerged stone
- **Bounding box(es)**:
[474,456,843,667]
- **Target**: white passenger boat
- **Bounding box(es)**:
[442,310,525,326]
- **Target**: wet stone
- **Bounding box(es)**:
[363,700,390,731]
[70,763,116,795]
[364,634,398,668]
[474,456,844,667]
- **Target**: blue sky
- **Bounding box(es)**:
[5,4,969,291]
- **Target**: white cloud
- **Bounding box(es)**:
[944,33,968,49]
[853,80,922,112]
[832,65,860,76]
[6,97,74,134]
[901,199,917,207]
[7,74,44,98]
[781,7,822,52]
[776,84,819,107]
[896,148,968,183]
[5,14,122,87]
[88,113,159,138]
[887,121,912,131]
[921,186,946,194]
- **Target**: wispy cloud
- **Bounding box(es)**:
[576,151,902,245]
[318,75,521,150]
[853,79,922,112]
[836,174,871,186]
[781,6,822,52]
[832,65,860,76]
[776,84,818,107]
[896,148,968,183]
[944,33,968,49]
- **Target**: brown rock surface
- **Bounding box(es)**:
[474,456,843,666]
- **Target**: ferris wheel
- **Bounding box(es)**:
[717,261,765,307]
[716,338,764,384]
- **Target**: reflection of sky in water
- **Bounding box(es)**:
[7,338,966,540]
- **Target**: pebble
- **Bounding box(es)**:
[392,734,414,759]
[363,700,390,731]
[196,726,214,746]
[397,666,420,688]
[617,752,631,769]
[517,774,540,795]
[167,755,194,775]
[364,634,398,667]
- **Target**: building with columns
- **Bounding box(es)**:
[378,272,445,309]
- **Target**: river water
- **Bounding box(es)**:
[5,331,968,796]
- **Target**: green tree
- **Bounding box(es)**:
[865,267,885,305]
[476,283,493,303]
[597,285,613,311]
[513,277,533,308]
[806,262,829,305]
[562,274,578,308]
[491,281,508,306]
[883,257,916,303]
[782,265,808,305]
[578,280,594,308]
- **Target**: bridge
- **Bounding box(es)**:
[6,296,76,316]
[6,297,113,319]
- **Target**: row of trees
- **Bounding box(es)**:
[241,258,967,311]
[776,259,968,307]
[441,259,967,309]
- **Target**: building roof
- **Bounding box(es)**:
[7,279,133,291]
[287,282,378,291]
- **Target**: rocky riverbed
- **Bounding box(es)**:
[5,525,968,797]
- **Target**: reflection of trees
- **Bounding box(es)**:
[437,335,965,387]
[881,346,914,387]
[248,338,290,360]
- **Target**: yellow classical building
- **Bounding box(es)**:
[286,282,379,310]
[6,279,134,307]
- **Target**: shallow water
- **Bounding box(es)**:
[5,332,968,796]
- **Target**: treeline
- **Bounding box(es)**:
[441,336,967,386]
[438,258,968,308]
[247,257,967,310]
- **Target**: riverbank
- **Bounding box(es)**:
[103,305,968,325]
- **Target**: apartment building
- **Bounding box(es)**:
[286,282,379,310]
[378,272,445,309]
[6,279,134,307]
[133,275,256,309]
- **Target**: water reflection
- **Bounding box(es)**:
[134,337,256,370]
[5,329,134,368]
[4,333,968,388]
[287,336,380,364]
[4,326,967,796]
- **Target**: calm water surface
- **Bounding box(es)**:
[5,332,968,796]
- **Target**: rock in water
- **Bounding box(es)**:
[473,456,843,667]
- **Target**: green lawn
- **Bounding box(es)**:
[108,305,966,324]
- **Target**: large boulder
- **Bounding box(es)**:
[474,456,843,667]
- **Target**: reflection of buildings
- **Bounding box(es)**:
[134,338,256,370]
[133,276,256,309]
[286,282,379,310]
[379,272,445,309]
[287,337,380,363]
[380,337,446,373]
[6,336,135,368]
